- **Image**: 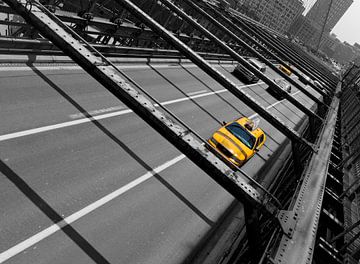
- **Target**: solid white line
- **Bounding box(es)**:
[0,154,186,263]
[0,84,302,262]
[69,105,125,119]
[186,90,207,96]
[0,83,258,142]
[0,109,132,142]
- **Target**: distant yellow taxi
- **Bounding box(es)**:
[207,117,266,168]
[279,64,292,76]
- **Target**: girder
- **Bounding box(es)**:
[115,0,315,151]
[230,12,337,95]
[3,0,282,222]
[0,36,236,61]
[158,0,324,127]
[0,0,346,263]
[194,1,327,109]
[269,83,340,264]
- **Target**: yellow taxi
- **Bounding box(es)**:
[279,64,292,76]
[207,117,266,168]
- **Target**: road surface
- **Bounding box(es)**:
[0,62,320,264]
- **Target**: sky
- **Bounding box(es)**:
[331,0,360,45]
[303,0,360,45]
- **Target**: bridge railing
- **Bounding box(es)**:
[1,0,341,262]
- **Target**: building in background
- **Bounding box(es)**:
[306,0,353,32]
[236,0,305,34]
[289,0,353,49]
[332,41,359,64]
[288,14,317,44]
[320,33,341,57]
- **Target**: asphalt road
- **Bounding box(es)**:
[0,62,321,264]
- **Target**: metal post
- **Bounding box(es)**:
[158,0,323,127]
[232,13,336,88]
[251,22,337,89]
[116,0,315,150]
[206,1,333,87]
[3,0,280,214]
[271,83,340,264]
[175,0,327,111]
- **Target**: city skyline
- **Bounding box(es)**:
[332,0,360,45]
[304,0,359,45]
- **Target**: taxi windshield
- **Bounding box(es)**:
[225,122,256,149]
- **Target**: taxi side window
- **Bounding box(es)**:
[257,134,264,147]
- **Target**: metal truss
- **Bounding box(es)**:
[187,0,327,110]
[0,2,218,51]
[228,11,337,94]
[114,0,316,150]
[267,83,340,264]
[157,0,324,130]
[3,0,282,235]
[0,35,236,61]
[2,0,344,262]
[338,84,360,263]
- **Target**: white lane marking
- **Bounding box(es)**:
[0,83,259,142]
[249,91,301,119]
[0,154,186,263]
[0,109,133,142]
[0,76,299,142]
[67,90,207,119]
[186,90,207,96]
[0,86,302,262]
[69,106,125,119]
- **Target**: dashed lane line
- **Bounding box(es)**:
[67,90,208,119]
[0,90,302,262]
[0,83,260,142]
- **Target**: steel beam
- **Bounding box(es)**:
[194,1,327,110]
[116,0,315,151]
[0,6,214,48]
[163,0,326,118]
[240,20,335,93]
[230,12,336,92]
[271,83,340,264]
[0,36,234,60]
[244,20,337,89]
[3,0,280,215]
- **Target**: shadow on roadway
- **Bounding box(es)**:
[178,64,281,156]
[18,59,215,254]
[179,64,248,120]
[148,63,225,125]
[149,64,279,162]
[0,159,111,264]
